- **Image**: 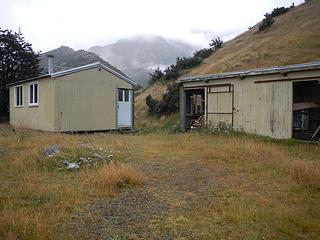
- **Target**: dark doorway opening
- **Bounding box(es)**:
[292,80,320,140]
[185,89,205,129]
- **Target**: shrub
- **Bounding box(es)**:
[149,67,165,84]
[258,5,294,32]
[146,94,160,115]
[194,48,214,59]
[258,16,275,31]
[209,37,223,49]
[269,6,292,18]
[175,56,203,71]
[164,65,180,80]
[146,82,180,118]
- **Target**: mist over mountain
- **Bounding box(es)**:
[88,35,197,86]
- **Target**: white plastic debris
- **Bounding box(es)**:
[80,157,92,163]
[65,162,80,170]
[93,153,103,159]
[59,160,80,170]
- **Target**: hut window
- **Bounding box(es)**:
[14,85,23,107]
[118,89,123,102]
[124,89,129,102]
[29,81,39,106]
[118,89,130,102]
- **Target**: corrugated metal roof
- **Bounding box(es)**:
[7,62,137,86]
[179,61,320,82]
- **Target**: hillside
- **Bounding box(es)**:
[188,0,320,76]
[39,46,127,77]
[88,36,196,86]
[135,0,320,126]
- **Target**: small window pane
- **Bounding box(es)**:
[124,90,129,102]
[19,87,22,105]
[30,84,34,104]
[34,83,38,103]
[16,87,19,105]
[118,89,123,102]
[15,86,23,106]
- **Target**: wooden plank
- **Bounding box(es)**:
[293,102,320,111]
[311,125,320,140]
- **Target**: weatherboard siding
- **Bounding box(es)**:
[9,77,56,131]
[181,68,320,139]
[55,67,132,131]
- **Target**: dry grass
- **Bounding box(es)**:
[290,159,320,190]
[0,124,319,239]
[187,0,320,77]
[96,161,144,190]
[0,124,144,239]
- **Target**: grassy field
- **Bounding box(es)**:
[1,123,319,239]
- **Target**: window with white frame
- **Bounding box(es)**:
[14,85,24,107]
[124,89,129,102]
[29,81,39,106]
[118,89,130,102]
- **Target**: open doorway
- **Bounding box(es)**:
[185,89,205,129]
[292,80,320,140]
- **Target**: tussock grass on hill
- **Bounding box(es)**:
[188,0,320,76]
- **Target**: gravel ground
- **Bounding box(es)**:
[69,160,218,239]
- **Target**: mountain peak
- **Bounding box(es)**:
[88,35,197,86]
[39,46,126,77]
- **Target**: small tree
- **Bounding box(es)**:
[209,37,223,50]
[146,94,160,115]
[258,14,275,31]
[0,28,41,118]
[146,82,180,118]
[258,5,293,32]
[149,67,164,84]
[194,48,213,59]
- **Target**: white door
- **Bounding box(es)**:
[117,88,132,127]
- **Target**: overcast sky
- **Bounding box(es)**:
[1,0,304,52]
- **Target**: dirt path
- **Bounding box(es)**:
[70,159,218,239]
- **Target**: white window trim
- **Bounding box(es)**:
[14,85,24,108]
[28,81,39,107]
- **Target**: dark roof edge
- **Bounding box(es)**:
[6,74,50,86]
[6,62,137,87]
[179,61,320,83]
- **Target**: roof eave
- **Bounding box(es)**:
[6,74,51,87]
[6,62,137,87]
[179,61,320,83]
[51,62,137,86]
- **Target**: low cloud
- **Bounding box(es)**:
[191,29,219,41]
